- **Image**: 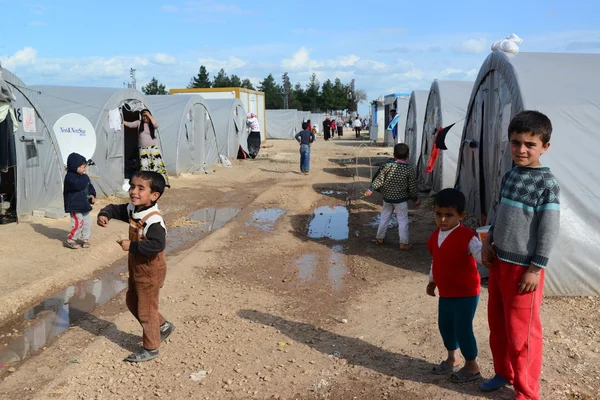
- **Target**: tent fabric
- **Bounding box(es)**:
[1,70,64,218]
[455,50,600,296]
[266,109,299,139]
[297,111,311,132]
[204,98,247,162]
[384,97,409,146]
[27,85,151,197]
[144,95,215,174]
[310,113,326,133]
[417,80,473,193]
[404,90,429,172]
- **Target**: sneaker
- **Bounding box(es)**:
[160,321,175,342]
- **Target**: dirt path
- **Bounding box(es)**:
[0,135,598,400]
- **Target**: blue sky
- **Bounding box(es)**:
[2,0,599,114]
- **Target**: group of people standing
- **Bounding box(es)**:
[322,117,344,141]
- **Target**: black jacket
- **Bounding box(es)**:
[63,153,96,213]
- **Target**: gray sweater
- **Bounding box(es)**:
[490,166,560,268]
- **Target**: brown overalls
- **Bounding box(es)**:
[126,211,167,351]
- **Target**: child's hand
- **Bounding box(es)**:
[364,189,373,197]
[519,266,541,293]
[426,282,437,297]
[89,195,96,204]
[481,236,495,268]
[117,239,130,251]
[414,199,421,207]
[97,215,109,227]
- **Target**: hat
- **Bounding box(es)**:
[390,108,397,113]
[247,112,253,118]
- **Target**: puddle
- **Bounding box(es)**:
[245,208,286,232]
[368,213,398,228]
[318,190,347,196]
[0,206,241,376]
[295,254,317,281]
[328,245,349,290]
[307,206,349,240]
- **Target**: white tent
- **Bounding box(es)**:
[455,51,600,296]
[297,111,311,132]
[417,80,473,193]
[0,70,64,219]
[266,109,299,139]
[310,113,326,133]
[204,99,246,161]
[27,85,154,197]
[144,95,216,174]
[404,90,429,172]
[383,95,409,146]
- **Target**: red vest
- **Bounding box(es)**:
[427,225,480,298]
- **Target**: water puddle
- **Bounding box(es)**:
[368,213,398,228]
[328,245,349,290]
[307,206,349,240]
[0,206,241,376]
[245,208,286,232]
[295,254,317,281]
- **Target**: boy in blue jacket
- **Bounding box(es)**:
[64,152,96,249]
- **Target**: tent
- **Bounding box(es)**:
[204,99,246,161]
[383,95,409,146]
[297,111,311,132]
[417,80,473,193]
[455,50,600,296]
[144,95,217,174]
[266,109,299,139]
[404,90,429,172]
[27,85,154,197]
[310,113,326,134]
[0,70,64,219]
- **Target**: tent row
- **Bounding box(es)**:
[0,69,250,219]
[385,51,600,296]
[266,109,313,139]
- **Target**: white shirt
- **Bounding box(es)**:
[353,119,362,128]
[429,224,482,282]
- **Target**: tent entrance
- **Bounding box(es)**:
[0,167,17,224]
[122,106,140,180]
[478,101,487,225]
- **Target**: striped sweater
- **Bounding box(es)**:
[490,166,560,268]
[369,159,418,204]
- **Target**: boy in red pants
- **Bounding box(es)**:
[481,111,560,399]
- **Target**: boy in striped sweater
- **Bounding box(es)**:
[480,111,560,400]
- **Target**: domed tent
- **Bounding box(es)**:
[26,85,157,197]
[204,99,246,162]
[404,90,429,172]
[0,69,64,220]
[144,95,216,174]
[454,51,600,296]
[417,80,473,193]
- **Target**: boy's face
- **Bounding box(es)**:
[509,131,550,168]
[129,176,160,207]
[434,205,465,231]
[77,163,87,175]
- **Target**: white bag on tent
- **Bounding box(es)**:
[491,34,523,54]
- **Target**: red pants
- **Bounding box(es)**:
[488,259,544,400]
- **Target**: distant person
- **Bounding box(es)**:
[479,111,560,399]
[295,122,315,175]
[427,188,483,384]
[337,119,344,137]
[312,124,318,136]
[323,117,331,141]
[388,108,400,141]
[246,112,261,159]
[97,171,175,363]
[123,109,170,188]
[330,119,337,139]
[306,119,312,132]
[63,153,96,249]
[365,143,420,250]
[353,117,362,138]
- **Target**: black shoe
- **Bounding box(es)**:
[160,321,175,342]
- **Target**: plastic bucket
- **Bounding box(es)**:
[476,225,491,243]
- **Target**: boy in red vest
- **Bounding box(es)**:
[480,111,560,399]
[427,188,483,383]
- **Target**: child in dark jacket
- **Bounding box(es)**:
[64,153,96,249]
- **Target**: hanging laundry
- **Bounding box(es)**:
[426,123,457,173]
[108,108,122,131]
[387,113,401,139]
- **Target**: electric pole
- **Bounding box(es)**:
[281,72,290,109]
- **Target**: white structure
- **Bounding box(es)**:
[204,99,247,161]
[404,90,429,172]
[369,97,385,141]
[455,51,600,296]
[383,94,409,146]
[266,109,299,139]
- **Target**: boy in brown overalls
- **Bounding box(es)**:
[97,171,174,362]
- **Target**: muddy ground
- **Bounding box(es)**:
[0,133,598,400]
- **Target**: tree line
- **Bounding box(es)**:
[142,66,367,113]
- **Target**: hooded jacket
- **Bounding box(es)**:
[63,153,96,213]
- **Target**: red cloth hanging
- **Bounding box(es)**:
[426,126,444,173]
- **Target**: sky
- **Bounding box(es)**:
[1,0,600,115]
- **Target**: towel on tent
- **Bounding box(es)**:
[425,123,456,173]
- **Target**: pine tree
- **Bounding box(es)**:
[305,73,320,112]
[229,74,242,87]
[141,77,168,95]
[212,69,231,88]
[241,78,255,90]
[258,74,283,109]
[187,66,211,88]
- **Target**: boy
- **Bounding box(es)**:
[427,189,482,383]
[480,110,560,399]
[64,153,96,249]
[295,122,315,175]
[97,171,175,362]
[365,143,420,250]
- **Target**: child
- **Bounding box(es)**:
[97,171,175,362]
[63,153,96,249]
[365,143,420,250]
[480,110,560,399]
[426,188,482,383]
[295,122,315,175]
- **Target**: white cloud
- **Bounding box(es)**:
[452,38,488,54]
[336,55,360,67]
[281,47,312,70]
[0,47,38,70]
[153,53,176,65]
[160,4,178,12]
[184,0,250,14]
[196,56,247,71]
[28,21,45,27]
[25,3,49,14]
